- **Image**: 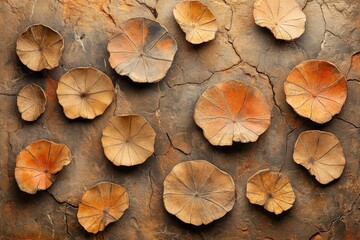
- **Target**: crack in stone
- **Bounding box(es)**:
[320,194,360,233]
[46,190,78,208]
[135,0,158,18]
[168,72,214,89]
[280,127,297,172]
[30,0,37,21]
[334,117,359,128]
[148,170,154,210]
[319,1,328,51]
[65,205,76,240]
[223,0,233,31]
[73,29,86,52]
[0,93,17,96]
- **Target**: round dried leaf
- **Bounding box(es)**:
[253,0,306,40]
[107,17,178,83]
[293,130,346,184]
[15,140,72,194]
[284,60,347,124]
[163,160,235,226]
[246,169,295,215]
[194,80,271,146]
[77,182,129,234]
[56,67,115,120]
[101,114,156,166]
[173,1,218,44]
[16,24,64,71]
[17,83,47,121]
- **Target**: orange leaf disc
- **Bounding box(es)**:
[77,182,129,234]
[101,114,156,166]
[284,60,347,124]
[17,83,47,121]
[107,18,178,83]
[253,0,306,40]
[173,1,218,44]
[15,140,72,194]
[293,130,346,184]
[246,169,296,215]
[163,160,235,226]
[194,80,271,146]
[16,24,64,71]
[56,67,115,120]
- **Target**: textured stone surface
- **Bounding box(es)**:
[0,0,359,239]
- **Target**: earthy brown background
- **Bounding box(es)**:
[0,0,359,239]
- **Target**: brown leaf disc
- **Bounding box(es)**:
[284,60,347,124]
[56,67,115,120]
[194,80,271,146]
[253,0,306,40]
[163,160,235,226]
[293,130,346,184]
[15,140,72,194]
[16,24,64,71]
[173,1,218,44]
[17,83,47,121]
[77,182,129,234]
[107,17,178,83]
[246,169,295,215]
[101,114,156,166]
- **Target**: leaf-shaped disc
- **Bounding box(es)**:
[246,169,295,215]
[17,83,47,121]
[173,1,218,44]
[77,182,129,234]
[293,130,346,184]
[194,80,271,146]
[284,60,347,124]
[253,0,306,40]
[107,17,178,83]
[56,67,115,120]
[15,140,72,194]
[16,24,64,71]
[101,114,156,166]
[163,160,235,226]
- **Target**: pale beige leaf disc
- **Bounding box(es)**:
[77,182,129,234]
[194,80,271,146]
[56,67,115,120]
[163,160,235,226]
[101,114,156,166]
[173,1,218,44]
[284,60,347,124]
[246,169,295,215]
[253,0,306,40]
[17,83,47,121]
[293,130,346,184]
[15,140,72,194]
[16,24,64,71]
[107,17,178,83]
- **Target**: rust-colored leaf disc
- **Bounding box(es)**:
[16,24,64,71]
[246,169,295,215]
[101,114,156,166]
[56,67,115,120]
[293,130,346,184]
[15,140,72,194]
[77,182,129,234]
[163,160,235,226]
[173,1,218,44]
[284,60,347,124]
[194,80,271,146]
[253,0,306,40]
[17,83,47,121]
[107,17,178,83]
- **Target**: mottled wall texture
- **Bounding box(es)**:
[0,0,359,239]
